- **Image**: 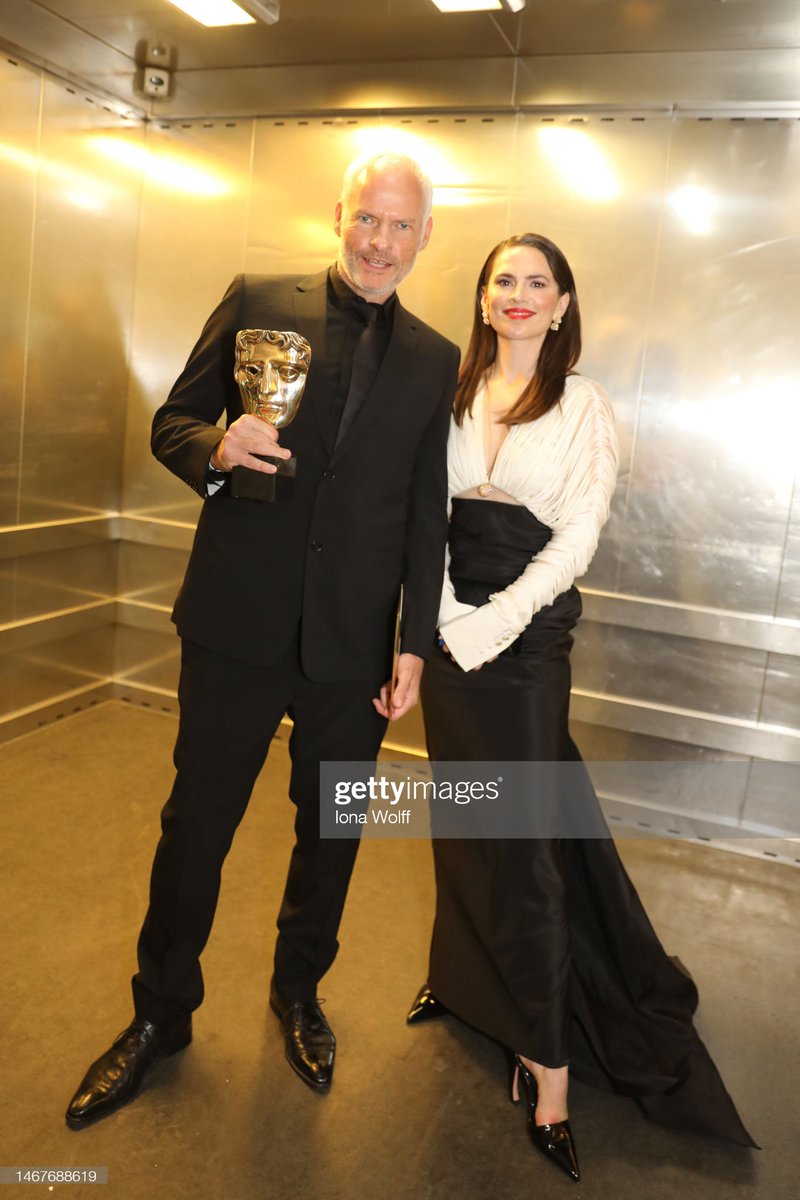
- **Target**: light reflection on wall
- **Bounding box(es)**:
[89,135,231,197]
[670,184,715,235]
[350,124,466,195]
[671,382,800,477]
[0,141,112,211]
[538,126,620,201]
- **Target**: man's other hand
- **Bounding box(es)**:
[373,653,424,721]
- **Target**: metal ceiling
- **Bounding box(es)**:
[1,0,799,116]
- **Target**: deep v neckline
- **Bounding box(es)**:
[479,384,514,486]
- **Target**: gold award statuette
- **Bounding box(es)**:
[231,328,312,502]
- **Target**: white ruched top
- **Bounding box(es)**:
[438,374,619,672]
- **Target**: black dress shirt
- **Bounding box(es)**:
[326,264,396,444]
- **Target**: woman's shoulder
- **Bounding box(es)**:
[563,372,610,402]
[561,373,615,422]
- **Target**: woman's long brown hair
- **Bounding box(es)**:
[454,233,582,428]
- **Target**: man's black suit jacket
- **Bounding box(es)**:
[151,270,459,681]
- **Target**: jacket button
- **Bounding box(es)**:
[322,469,335,480]
[310,539,323,552]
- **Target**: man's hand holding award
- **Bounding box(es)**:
[212,328,312,502]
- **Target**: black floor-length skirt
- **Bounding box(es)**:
[420,499,755,1146]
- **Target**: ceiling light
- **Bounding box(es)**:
[164,0,254,25]
[431,0,525,10]
[432,1,502,12]
[163,0,280,27]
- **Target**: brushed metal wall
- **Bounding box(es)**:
[1,54,797,849]
[114,110,800,847]
[0,57,141,730]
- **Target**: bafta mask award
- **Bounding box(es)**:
[230,328,312,502]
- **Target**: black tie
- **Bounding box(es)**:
[335,304,380,449]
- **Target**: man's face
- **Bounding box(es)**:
[334,165,433,304]
[234,340,309,428]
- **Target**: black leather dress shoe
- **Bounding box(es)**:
[406,984,448,1024]
[65,1014,192,1129]
[269,981,335,1092]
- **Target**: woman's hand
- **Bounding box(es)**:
[438,634,497,672]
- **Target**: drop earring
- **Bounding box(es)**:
[481,305,490,326]
[550,316,562,332]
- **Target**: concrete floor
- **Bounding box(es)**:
[1,701,797,1200]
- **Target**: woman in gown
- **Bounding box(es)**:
[407,233,756,1181]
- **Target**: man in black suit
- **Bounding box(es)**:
[66,153,459,1126]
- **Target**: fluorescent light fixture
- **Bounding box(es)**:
[163,0,255,27]
[431,0,525,10]
[432,1,502,12]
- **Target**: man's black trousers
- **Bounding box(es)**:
[132,636,388,1022]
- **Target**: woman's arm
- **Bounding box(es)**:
[440,381,618,671]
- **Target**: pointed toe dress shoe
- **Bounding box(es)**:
[270,982,335,1092]
[406,984,448,1024]
[65,1014,192,1129]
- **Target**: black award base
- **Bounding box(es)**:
[230,454,297,502]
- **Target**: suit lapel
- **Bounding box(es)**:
[292,270,333,453]
[331,302,419,461]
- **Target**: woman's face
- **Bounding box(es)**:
[481,245,570,344]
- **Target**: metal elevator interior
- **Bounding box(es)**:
[0,0,798,860]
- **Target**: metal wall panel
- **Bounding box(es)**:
[0,57,39,527]
[760,652,800,731]
[776,484,800,623]
[514,49,800,111]
[571,621,769,723]
[113,624,180,695]
[514,0,800,56]
[0,541,117,627]
[508,114,673,593]
[18,76,141,524]
[0,0,138,108]
[0,625,114,717]
[116,540,190,609]
[0,57,140,728]
[618,118,800,617]
[121,119,254,521]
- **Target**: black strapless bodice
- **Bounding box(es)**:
[449,497,553,607]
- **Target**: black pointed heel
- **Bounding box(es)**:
[512,1054,581,1183]
[406,984,448,1024]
